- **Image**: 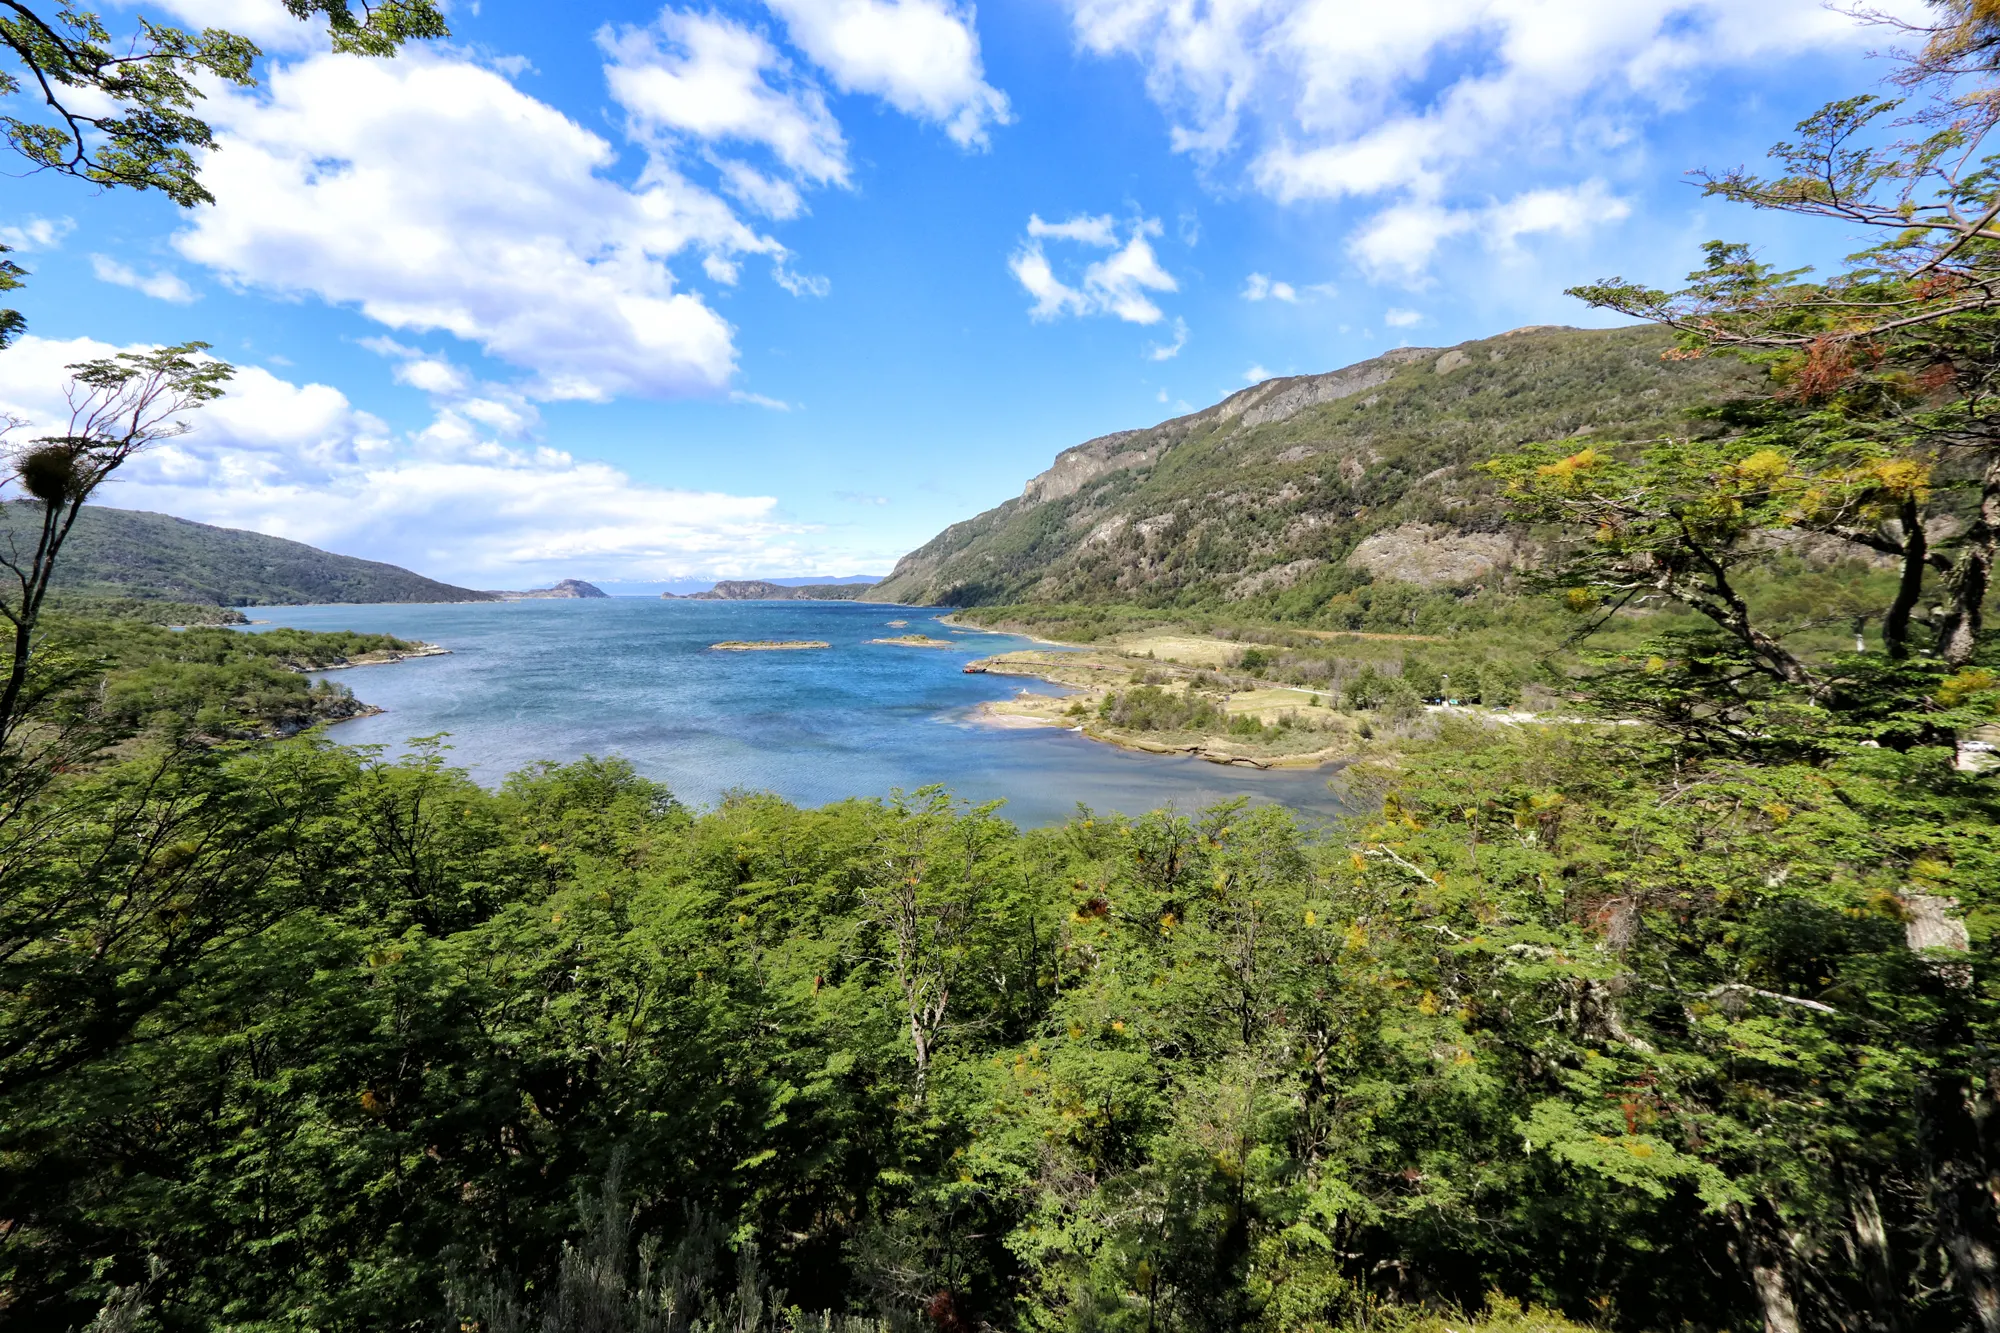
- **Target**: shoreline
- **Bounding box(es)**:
[937,612,1079,648]
[965,695,1355,770]
[961,644,1370,771]
[310,642,452,671]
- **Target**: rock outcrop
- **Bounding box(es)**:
[1344,524,1523,588]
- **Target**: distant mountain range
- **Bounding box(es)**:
[872,325,1762,607]
[16,504,497,607]
[663,579,877,602]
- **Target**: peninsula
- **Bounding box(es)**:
[953,617,1533,770]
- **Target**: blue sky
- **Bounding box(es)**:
[0,0,1924,590]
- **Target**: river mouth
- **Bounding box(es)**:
[245,598,1348,827]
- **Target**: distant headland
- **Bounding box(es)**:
[485,579,608,600]
[665,579,879,602]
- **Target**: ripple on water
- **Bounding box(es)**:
[246,598,1347,828]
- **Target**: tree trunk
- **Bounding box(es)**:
[0,497,63,747]
[1936,454,1999,667]
[1921,1062,2000,1333]
[1882,497,1927,660]
[1846,1176,1903,1333]
[1941,1185,2000,1333]
[1730,1200,1802,1333]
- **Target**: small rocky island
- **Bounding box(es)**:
[709,640,831,651]
[869,634,959,648]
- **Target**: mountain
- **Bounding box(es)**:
[13,503,496,606]
[488,579,608,599]
[664,580,877,601]
[872,325,1761,608]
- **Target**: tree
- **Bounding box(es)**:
[0,345,231,747]
[1566,3,2000,666]
[0,0,446,346]
[854,788,1014,1095]
[0,0,446,207]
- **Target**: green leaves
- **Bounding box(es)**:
[0,1,444,207]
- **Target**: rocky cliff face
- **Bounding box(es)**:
[871,325,1764,608]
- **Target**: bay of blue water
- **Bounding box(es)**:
[248,599,1346,828]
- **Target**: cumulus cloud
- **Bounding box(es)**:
[600,9,851,215]
[764,0,1011,148]
[1243,364,1271,383]
[90,255,199,303]
[1065,0,1913,276]
[173,50,771,403]
[0,335,826,585]
[147,0,325,53]
[1242,272,1295,302]
[1010,214,1178,325]
[1383,307,1422,327]
[0,216,74,251]
[1349,179,1632,280]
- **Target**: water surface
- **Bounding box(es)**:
[249,599,1346,828]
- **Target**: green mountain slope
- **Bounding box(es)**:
[874,325,1761,608]
[9,503,496,606]
[666,580,875,601]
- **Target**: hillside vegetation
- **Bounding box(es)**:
[875,325,1759,612]
[668,579,876,600]
[38,614,437,740]
[7,503,496,607]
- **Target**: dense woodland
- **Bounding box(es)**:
[2,628,1993,1333]
[0,1,1997,1331]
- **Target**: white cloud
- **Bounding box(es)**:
[1145,316,1188,360]
[1010,215,1178,325]
[1383,307,1422,327]
[1065,0,1913,276]
[392,356,471,396]
[764,0,1011,148]
[1349,179,1631,280]
[1242,272,1296,302]
[0,216,74,252]
[174,50,772,402]
[1008,244,1082,320]
[0,335,827,584]
[772,262,831,297]
[729,389,794,410]
[90,255,199,303]
[365,338,543,436]
[599,11,850,191]
[717,161,807,220]
[1243,364,1271,383]
[1028,212,1119,247]
[145,0,324,53]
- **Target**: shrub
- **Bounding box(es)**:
[1098,686,1223,732]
